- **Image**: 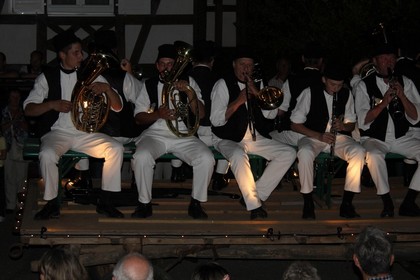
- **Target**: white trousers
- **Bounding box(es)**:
[361,131,420,194]
[132,129,215,204]
[271,130,365,194]
[39,130,124,200]
[213,135,296,210]
[198,126,230,174]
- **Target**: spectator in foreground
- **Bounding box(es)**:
[353,226,394,280]
[112,252,154,280]
[191,262,230,280]
[282,261,321,280]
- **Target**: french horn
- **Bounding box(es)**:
[161,41,200,137]
[71,51,119,133]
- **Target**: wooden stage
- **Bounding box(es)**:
[17,176,420,266]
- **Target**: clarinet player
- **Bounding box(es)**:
[289,62,366,219]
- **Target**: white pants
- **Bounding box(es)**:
[213,134,296,210]
[271,130,365,194]
[132,129,215,204]
[361,131,420,194]
[39,130,124,200]
[198,126,230,174]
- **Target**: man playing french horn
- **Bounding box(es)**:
[210,45,296,220]
[131,43,214,219]
[353,41,420,217]
[23,30,125,220]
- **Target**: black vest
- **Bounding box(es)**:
[359,74,409,140]
[37,67,62,137]
[278,68,323,132]
[211,71,272,142]
[304,84,350,136]
[100,69,143,138]
[188,66,219,127]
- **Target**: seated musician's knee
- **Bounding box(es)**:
[39,148,60,164]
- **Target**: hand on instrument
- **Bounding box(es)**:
[158,105,177,120]
[51,100,72,113]
[88,82,111,96]
[120,58,133,74]
[174,80,190,92]
[320,132,336,145]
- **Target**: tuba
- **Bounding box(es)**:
[161,41,200,137]
[71,51,118,133]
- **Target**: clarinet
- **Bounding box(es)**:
[328,92,338,174]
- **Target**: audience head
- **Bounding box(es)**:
[353,226,394,279]
[38,247,89,280]
[112,252,154,280]
[191,262,230,280]
[282,261,321,280]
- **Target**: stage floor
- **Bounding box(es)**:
[18,176,420,266]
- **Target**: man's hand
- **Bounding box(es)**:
[158,105,177,120]
[320,132,336,145]
[51,100,72,113]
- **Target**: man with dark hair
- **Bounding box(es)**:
[210,45,296,220]
[279,62,365,220]
[24,30,125,219]
[353,226,394,280]
[131,43,214,219]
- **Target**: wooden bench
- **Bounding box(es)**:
[23,137,266,187]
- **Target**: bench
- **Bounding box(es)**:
[23,137,266,188]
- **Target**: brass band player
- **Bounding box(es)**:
[353,41,420,217]
[23,30,125,219]
[210,45,297,220]
[287,62,366,219]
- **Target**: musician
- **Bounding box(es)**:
[67,30,144,191]
[189,40,230,191]
[131,43,214,219]
[353,42,420,217]
[281,62,365,219]
[210,45,296,220]
[23,30,125,219]
[270,41,324,137]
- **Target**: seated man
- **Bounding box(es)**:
[210,45,296,220]
[274,62,365,219]
[23,30,125,219]
[131,43,215,219]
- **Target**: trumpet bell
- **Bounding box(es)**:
[257,86,284,110]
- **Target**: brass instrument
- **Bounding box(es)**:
[71,52,118,133]
[245,63,284,141]
[387,68,404,119]
[359,62,376,79]
[161,41,200,137]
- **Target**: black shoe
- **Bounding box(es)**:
[188,199,208,219]
[34,198,60,220]
[399,201,420,217]
[302,194,315,220]
[96,203,124,218]
[212,173,229,191]
[171,166,186,182]
[250,207,267,220]
[339,203,360,218]
[131,202,153,218]
[380,207,394,218]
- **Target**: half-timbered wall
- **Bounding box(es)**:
[0,0,245,77]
